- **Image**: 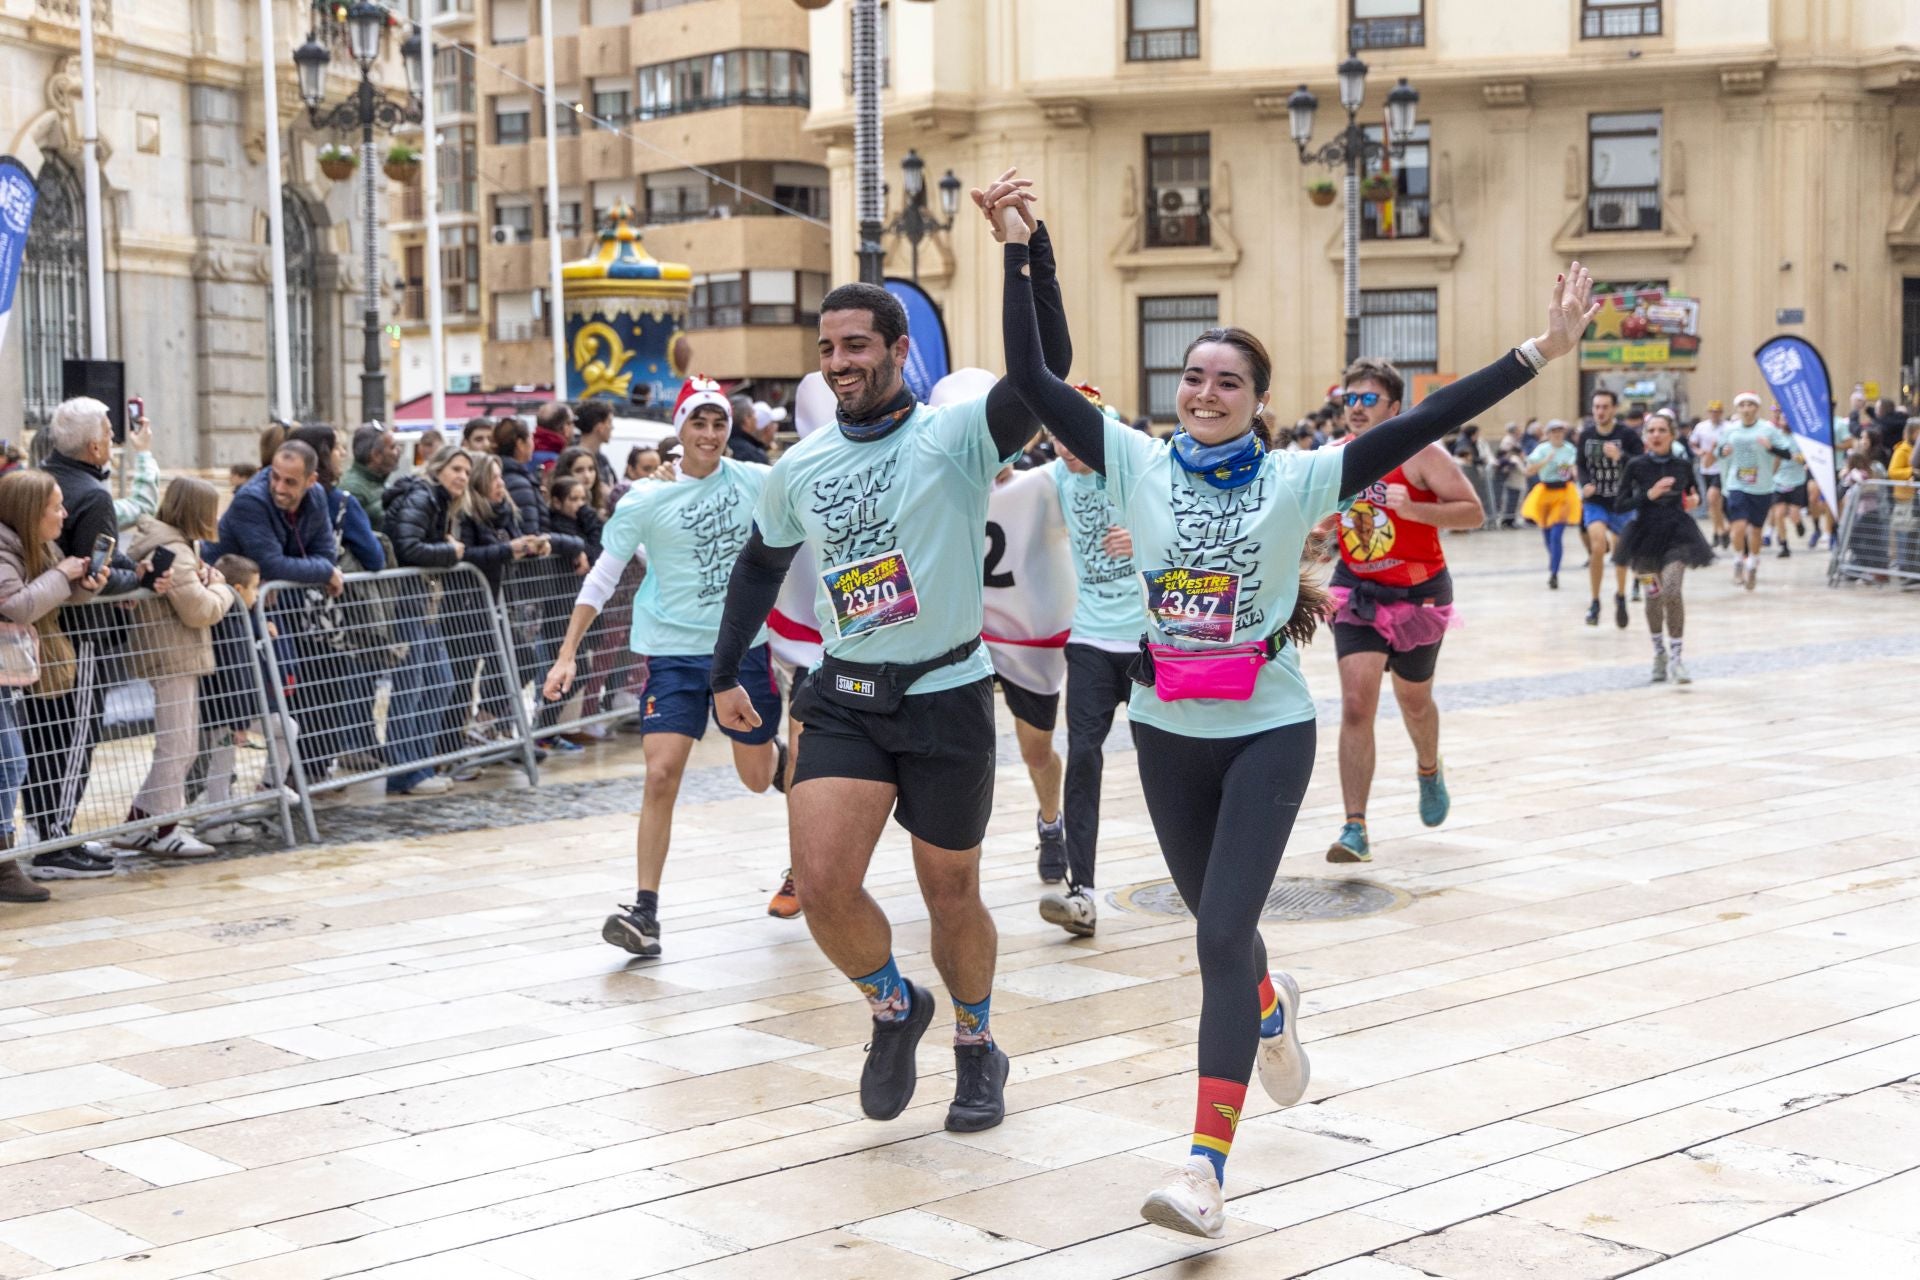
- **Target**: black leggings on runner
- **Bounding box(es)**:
[1131,718,1316,1084]
[1643,562,1687,638]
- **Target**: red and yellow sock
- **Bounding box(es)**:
[1257,973,1284,1038]
[1190,1076,1246,1184]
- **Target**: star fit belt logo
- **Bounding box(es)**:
[1211,1102,1240,1134]
[835,674,876,698]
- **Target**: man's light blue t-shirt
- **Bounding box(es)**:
[1101,419,1347,739]
[1720,423,1791,496]
[755,397,1014,694]
[603,458,770,656]
[1052,462,1141,645]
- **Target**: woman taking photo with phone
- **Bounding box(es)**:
[0,470,107,899]
[988,170,1597,1238]
[119,477,240,857]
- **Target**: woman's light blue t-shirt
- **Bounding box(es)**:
[1052,462,1142,645]
[1527,441,1577,482]
[1102,419,1347,738]
[603,458,770,656]
[755,397,1014,695]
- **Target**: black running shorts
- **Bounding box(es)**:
[996,674,1060,733]
[789,673,997,851]
[1331,621,1445,684]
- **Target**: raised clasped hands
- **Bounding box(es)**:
[970,166,1037,245]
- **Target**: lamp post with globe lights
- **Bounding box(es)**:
[293,2,423,423]
[1288,59,1419,367]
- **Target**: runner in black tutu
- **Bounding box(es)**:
[1613,409,1713,686]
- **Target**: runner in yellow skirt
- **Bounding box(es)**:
[1521,419,1583,590]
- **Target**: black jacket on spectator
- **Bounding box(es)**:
[727,431,770,466]
[42,450,140,641]
[548,505,603,563]
[456,502,520,594]
[384,475,461,569]
[206,467,337,586]
[500,457,548,534]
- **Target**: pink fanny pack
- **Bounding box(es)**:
[1140,639,1276,702]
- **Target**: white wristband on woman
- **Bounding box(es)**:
[1518,338,1548,373]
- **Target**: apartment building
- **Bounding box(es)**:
[463,0,832,407]
[804,0,1920,420]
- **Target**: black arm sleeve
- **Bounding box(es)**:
[983,224,1076,461]
[1340,352,1536,498]
[709,529,800,693]
[1001,243,1110,474]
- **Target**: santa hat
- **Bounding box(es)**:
[673,376,731,432]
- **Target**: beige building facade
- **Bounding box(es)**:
[803,0,1920,423]
[463,0,832,405]
[0,0,408,463]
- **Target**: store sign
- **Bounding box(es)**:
[1579,281,1701,370]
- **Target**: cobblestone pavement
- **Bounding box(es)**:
[5,528,1918,1280]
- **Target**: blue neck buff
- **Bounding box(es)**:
[1169,429,1265,490]
[837,386,918,443]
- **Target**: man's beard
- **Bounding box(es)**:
[834,354,900,420]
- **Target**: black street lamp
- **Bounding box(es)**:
[294,3,423,424]
[1289,57,1419,367]
[885,150,960,284]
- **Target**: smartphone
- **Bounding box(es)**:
[139,545,175,591]
[126,396,144,428]
[87,532,115,580]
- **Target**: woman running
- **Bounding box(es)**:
[987,175,1596,1239]
[1611,409,1713,686]
[1520,419,1582,589]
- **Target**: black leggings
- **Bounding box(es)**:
[1063,644,1134,890]
[1131,717,1316,1084]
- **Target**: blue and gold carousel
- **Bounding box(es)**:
[562,201,693,410]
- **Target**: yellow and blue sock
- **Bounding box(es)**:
[852,956,911,1023]
[1191,1076,1246,1184]
[1257,973,1285,1039]
[952,991,993,1046]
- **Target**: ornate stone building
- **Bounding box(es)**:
[804,0,1920,420]
[0,0,402,464]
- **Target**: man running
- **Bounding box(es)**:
[1576,389,1644,628]
[1324,358,1481,865]
[1718,391,1800,589]
[1040,391,1141,936]
[707,192,1073,1134]
[543,380,784,959]
[1688,399,1729,548]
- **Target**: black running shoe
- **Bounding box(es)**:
[1614,593,1629,629]
[602,903,662,958]
[1548,572,1558,590]
[1777,545,1791,559]
[1585,600,1601,626]
[29,848,114,880]
[1036,812,1067,884]
[771,737,789,795]
[860,979,933,1121]
[946,1041,1010,1133]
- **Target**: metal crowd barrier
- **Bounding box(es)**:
[1,587,297,866]
[0,555,651,874]
[497,553,648,742]
[1829,480,1920,587]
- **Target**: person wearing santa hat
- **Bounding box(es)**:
[543,376,785,960]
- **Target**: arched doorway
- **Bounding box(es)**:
[19,155,90,427]
[268,191,321,423]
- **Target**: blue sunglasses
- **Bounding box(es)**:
[1343,391,1384,408]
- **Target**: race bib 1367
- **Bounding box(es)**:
[1142,566,1240,644]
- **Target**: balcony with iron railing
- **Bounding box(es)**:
[1587,187,1661,233]
[1361,195,1430,240]
[1350,17,1424,49]
[1127,28,1199,61]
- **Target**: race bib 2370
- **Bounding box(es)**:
[1142,566,1240,644]
[822,549,920,638]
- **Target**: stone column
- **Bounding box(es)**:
[188,82,269,464]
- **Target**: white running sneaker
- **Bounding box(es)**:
[1038,887,1098,937]
[1256,970,1311,1107]
[1140,1156,1226,1239]
[1670,657,1691,685]
[197,821,259,846]
[120,826,217,858]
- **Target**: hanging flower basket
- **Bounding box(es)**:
[1360,175,1395,203]
[1306,180,1336,207]
[317,144,357,182]
[383,144,421,184]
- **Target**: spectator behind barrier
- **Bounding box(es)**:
[574,401,617,495]
[606,447,660,510]
[531,403,570,469]
[192,554,293,846]
[412,428,444,468]
[120,478,241,858]
[27,397,168,872]
[113,411,161,530]
[550,445,608,518]
[546,472,603,564]
[258,422,288,469]
[227,463,254,495]
[379,445,472,792]
[462,417,496,454]
[341,423,401,533]
[493,417,548,535]
[0,469,106,902]
[206,441,342,595]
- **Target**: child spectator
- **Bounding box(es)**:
[194,555,297,844]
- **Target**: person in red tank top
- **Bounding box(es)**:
[1320,358,1486,865]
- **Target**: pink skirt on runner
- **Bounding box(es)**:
[1329,586,1460,652]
